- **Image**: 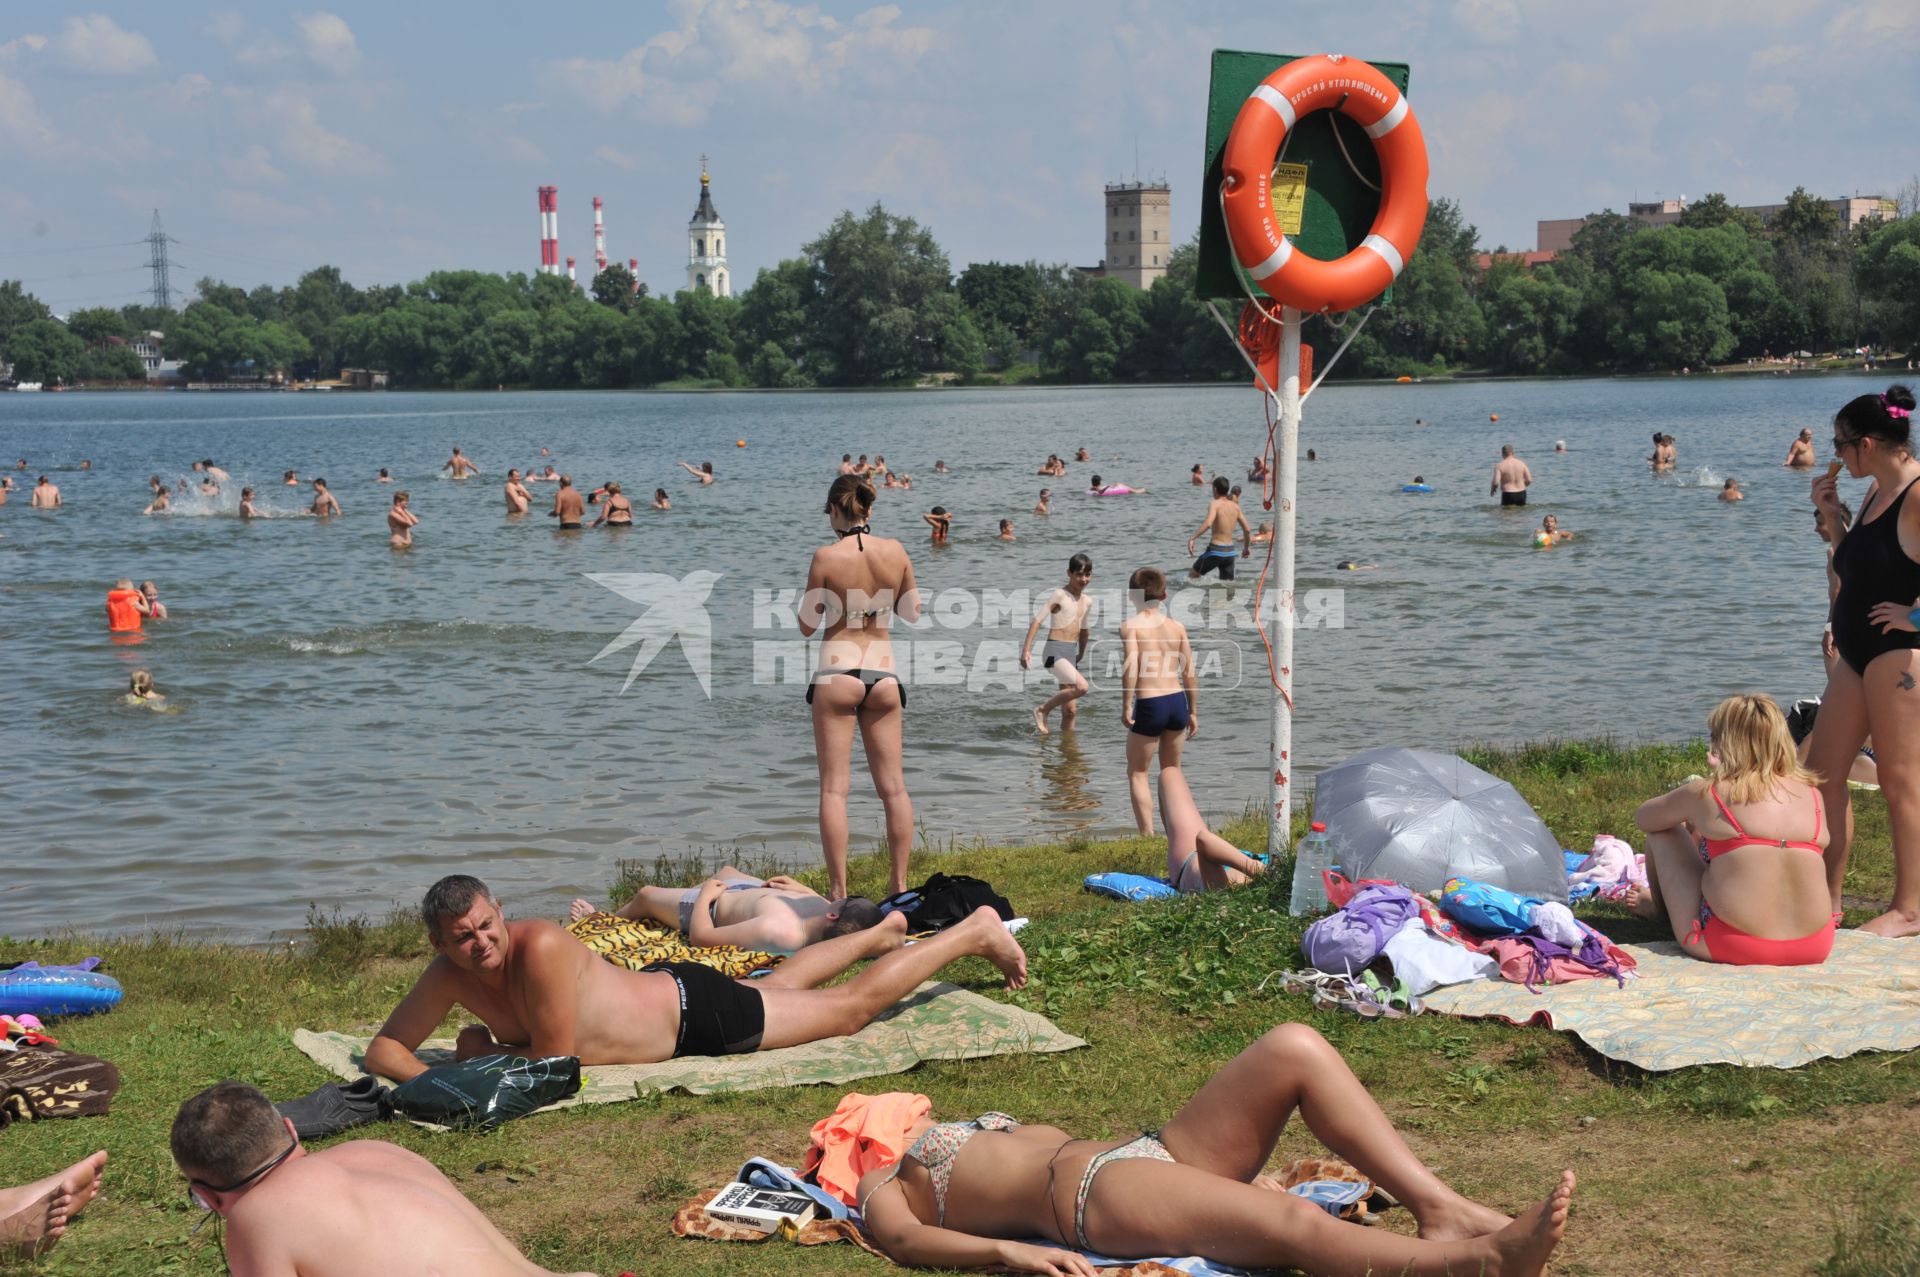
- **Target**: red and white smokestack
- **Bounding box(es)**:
[629,258,639,294]
[566,256,577,283]
[593,196,607,272]
[546,187,560,276]
[536,186,547,274]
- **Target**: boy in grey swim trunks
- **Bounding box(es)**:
[1020,553,1095,737]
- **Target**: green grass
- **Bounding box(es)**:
[1,741,1914,1275]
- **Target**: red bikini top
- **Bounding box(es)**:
[1699,784,1825,859]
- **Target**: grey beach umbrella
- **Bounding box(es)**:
[1309,747,1568,902]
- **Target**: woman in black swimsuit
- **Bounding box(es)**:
[799,475,922,900]
[592,481,634,527]
[1809,384,1920,938]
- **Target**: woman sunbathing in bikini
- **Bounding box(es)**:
[1626,693,1836,965]
[856,1023,1574,1276]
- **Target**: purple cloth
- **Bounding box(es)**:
[1302,885,1421,975]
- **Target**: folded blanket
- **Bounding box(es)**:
[567,911,779,976]
[0,1043,120,1127]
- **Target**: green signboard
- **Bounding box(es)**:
[1196,50,1412,303]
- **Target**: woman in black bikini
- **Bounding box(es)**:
[1809,384,1920,938]
[799,475,921,900]
[592,481,634,527]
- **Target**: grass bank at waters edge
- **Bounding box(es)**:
[3,740,1915,1277]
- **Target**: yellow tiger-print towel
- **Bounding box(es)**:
[566,912,782,978]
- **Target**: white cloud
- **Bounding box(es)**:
[206,10,293,67]
[219,187,312,223]
[166,73,215,106]
[0,72,55,149]
[1826,0,1920,49]
[1748,43,1807,72]
[0,33,48,61]
[553,0,938,120]
[55,14,157,75]
[1453,0,1523,43]
[1746,83,1799,117]
[295,11,361,75]
[266,91,386,175]
[595,144,641,171]
[223,144,286,184]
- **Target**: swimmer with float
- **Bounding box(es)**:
[1533,514,1573,547]
[1089,475,1145,496]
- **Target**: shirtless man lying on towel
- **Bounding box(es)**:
[569,864,882,954]
[364,875,1027,1081]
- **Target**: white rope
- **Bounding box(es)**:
[1302,305,1376,401]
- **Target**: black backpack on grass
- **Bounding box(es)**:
[880,873,1014,935]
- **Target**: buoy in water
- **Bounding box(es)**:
[1395,375,1413,384]
[1490,413,1500,422]
[736,440,746,447]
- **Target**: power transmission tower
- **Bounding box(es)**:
[147,209,174,312]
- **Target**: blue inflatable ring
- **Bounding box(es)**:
[0,969,124,1017]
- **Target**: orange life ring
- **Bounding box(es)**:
[1220,54,1429,314]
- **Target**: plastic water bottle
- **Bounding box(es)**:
[1289,822,1333,916]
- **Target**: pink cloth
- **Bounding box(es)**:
[1570,836,1647,901]
[1476,935,1639,987]
[802,1090,931,1207]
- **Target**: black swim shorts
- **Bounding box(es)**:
[1500,490,1527,507]
[1191,549,1237,580]
[643,961,765,1058]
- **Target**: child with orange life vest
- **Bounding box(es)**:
[105,579,149,632]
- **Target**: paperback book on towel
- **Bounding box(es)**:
[704,1183,817,1230]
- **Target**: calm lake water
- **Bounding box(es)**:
[0,374,1884,938]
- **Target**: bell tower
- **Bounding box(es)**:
[686,156,729,297]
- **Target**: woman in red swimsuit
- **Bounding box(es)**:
[1627,695,1836,965]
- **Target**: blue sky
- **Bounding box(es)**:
[2,1,1914,314]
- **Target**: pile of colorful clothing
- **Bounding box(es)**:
[1289,873,1637,1017]
[1563,836,1647,903]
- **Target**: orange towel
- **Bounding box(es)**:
[802,1090,930,1206]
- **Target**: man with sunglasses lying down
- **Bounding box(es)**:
[362,874,1027,1081]
[171,1081,598,1276]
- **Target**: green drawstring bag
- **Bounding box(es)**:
[390,1054,580,1130]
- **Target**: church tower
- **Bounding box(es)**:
[686,158,729,298]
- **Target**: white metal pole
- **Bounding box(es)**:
[1268,308,1303,857]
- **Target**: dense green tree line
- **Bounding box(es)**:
[4,187,1915,388]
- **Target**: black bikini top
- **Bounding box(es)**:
[837,523,872,551]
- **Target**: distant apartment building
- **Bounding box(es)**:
[1101,181,1171,288]
[1538,194,1894,253]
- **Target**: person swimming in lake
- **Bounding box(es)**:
[1248,455,1269,482]
[923,506,953,545]
[934,459,950,474]
[1075,446,1092,462]
[1784,428,1816,468]
[1034,488,1051,517]
[1720,478,1744,502]
[142,484,170,516]
[1306,449,1318,462]
[1190,464,1207,486]
[503,469,532,515]
[678,460,716,485]
[239,488,260,519]
[1089,475,1143,496]
[1188,477,1250,581]
[387,491,418,548]
[1537,514,1573,544]
[1021,553,1094,737]
[1627,694,1836,966]
[1037,454,1065,477]
[997,519,1015,541]
[284,470,299,486]
[376,468,393,484]
[124,669,164,708]
[310,479,341,518]
[653,488,671,511]
[1252,522,1272,545]
[592,481,634,527]
[442,448,480,479]
[140,581,168,621]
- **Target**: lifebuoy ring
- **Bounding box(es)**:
[1221,54,1429,314]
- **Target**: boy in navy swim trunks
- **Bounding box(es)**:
[1120,567,1197,836]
